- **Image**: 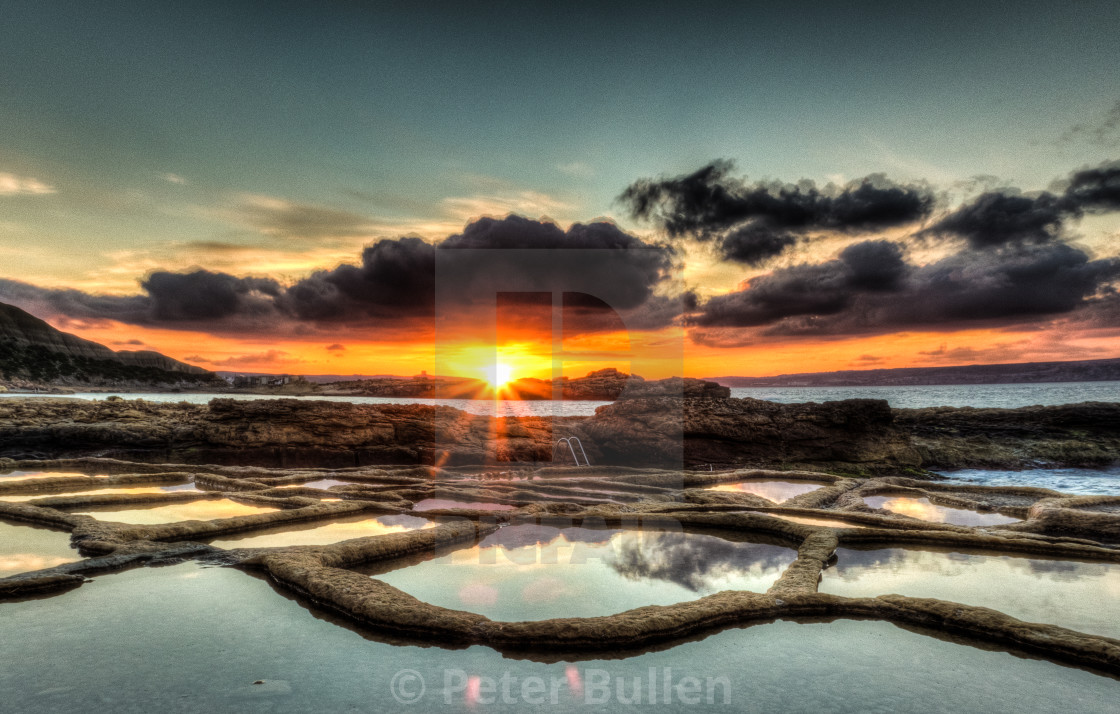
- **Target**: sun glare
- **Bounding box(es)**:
[484,362,513,388]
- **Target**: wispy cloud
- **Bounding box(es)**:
[1059,100,1120,148]
[440,190,575,222]
[557,161,594,178]
[0,171,55,196]
[186,349,293,367]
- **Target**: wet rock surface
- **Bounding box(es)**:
[0,394,1079,471]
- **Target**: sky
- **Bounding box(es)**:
[1,1,1119,380]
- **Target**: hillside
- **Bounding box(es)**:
[0,301,222,390]
[710,357,1120,388]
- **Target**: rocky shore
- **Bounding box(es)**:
[0,395,1115,471]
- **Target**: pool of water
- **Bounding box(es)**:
[275,479,355,490]
[365,525,799,621]
[207,514,434,549]
[0,562,1116,713]
[767,514,870,529]
[413,499,517,512]
[0,518,80,577]
[706,480,830,502]
[820,545,1120,639]
[863,495,1020,526]
[70,499,278,525]
[0,471,102,482]
[940,467,1120,496]
[1,484,201,503]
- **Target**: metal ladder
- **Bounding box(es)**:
[553,436,590,466]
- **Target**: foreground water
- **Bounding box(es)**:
[0,562,1116,713]
[819,545,1120,640]
[206,514,434,549]
[4,380,1119,413]
[862,495,1020,526]
[0,518,79,577]
[70,499,277,525]
[366,525,794,620]
[705,479,830,502]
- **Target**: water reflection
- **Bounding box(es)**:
[862,495,1019,526]
[276,479,355,490]
[413,499,516,512]
[0,518,79,577]
[207,514,434,548]
[2,563,1118,713]
[369,525,797,620]
[1,484,200,502]
[0,471,100,482]
[767,514,870,529]
[821,546,1120,639]
[707,480,829,502]
[70,499,277,525]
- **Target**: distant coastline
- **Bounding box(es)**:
[709,357,1120,388]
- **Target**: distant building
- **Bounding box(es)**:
[232,374,302,388]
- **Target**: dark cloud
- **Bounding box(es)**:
[1062,161,1120,212]
[718,224,799,265]
[325,343,346,352]
[280,237,436,322]
[619,160,934,265]
[690,241,1120,335]
[142,270,283,321]
[924,161,1120,248]
[838,240,908,291]
[0,216,682,337]
[435,215,676,315]
[923,191,1067,248]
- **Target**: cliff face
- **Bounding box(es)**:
[0,302,218,388]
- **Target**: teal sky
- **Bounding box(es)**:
[2,1,1119,290]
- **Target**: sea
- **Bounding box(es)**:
[3,380,1119,414]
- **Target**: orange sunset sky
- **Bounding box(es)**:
[1,4,1119,381]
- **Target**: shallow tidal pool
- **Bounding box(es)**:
[0,471,102,482]
[1,484,201,503]
[207,513,434,548]
[0,562,1117,713]
[862,495,1019,526]
[412,498,517,512]
[819,545,1120,639]
[364,524,799,620]
[69,499,278,525]
[706,479,830,502]
[0,518,80,577]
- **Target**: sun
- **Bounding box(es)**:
[483,361,513,389]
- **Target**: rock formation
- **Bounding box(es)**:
[4,394,1114,472]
